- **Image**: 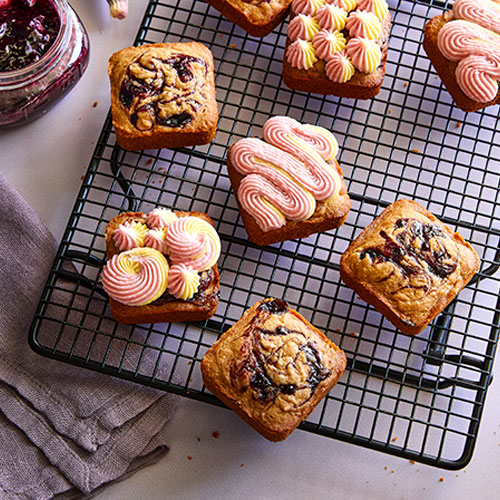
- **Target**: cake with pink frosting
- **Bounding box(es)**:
[102,208,221,324]
[283,0,391,98]
[227,116,350,246]
[423,0,500,112]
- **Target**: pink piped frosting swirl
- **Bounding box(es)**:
[292,0,325,16]
[167,263,201,300]
[286,39,318,70]
[327,0,357,13]
[146,208,177,229]
[345,10,382,40]
[112,221,148,251]
[453,0,500,36]
[345,36,382,72]
[228,117,342,232]
[355,0,389,20]
[312,28,347,60]
[144,228,169,254]
[325,50,355,82]
[438,19,500,102]
[102,247,169,306]
[165,216,221,272]
[288,14,321,42]
[315,4,348,31]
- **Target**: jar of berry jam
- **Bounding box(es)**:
[0,0,89,127]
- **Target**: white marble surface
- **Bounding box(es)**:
[1,1,499,498]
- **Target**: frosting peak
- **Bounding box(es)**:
[345,10,383,40]
[355,0,389,21]
[288,14,321,42]
[325,50,355,82]
[286,39,318,70]
[112,220,148,251]
[292,0,326,16]
[327,0,357,13]
[312,28,347,60]
[346,36,382,73]
[315,4,348,31]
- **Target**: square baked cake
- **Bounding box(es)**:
[108,42,218,150]
[201,298,346,441]
[340,200,480,335]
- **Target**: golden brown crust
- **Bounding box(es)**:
[339,200,480,335]
[108,42,218,151]
[205,0,292,37]
[201,298,346,441]
[282,13,391,98]
[423,11,500,112]
[226,144,350,246]
[104,210,220,324]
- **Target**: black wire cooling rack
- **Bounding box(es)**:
[29,0,500,469]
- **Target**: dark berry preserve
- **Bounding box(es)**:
[0,0,61,71]
[0,0,89,127]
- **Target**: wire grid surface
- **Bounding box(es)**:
[30,0,500,469]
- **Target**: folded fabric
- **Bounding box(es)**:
[0,172,178,499]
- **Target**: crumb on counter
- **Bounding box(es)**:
[457,122,462,128]
[392,436,398,442]
[188,456,192,461]
[212,431,220,439]
[439,477,445,482]
[92,101,98,108]
[411,148,421,153]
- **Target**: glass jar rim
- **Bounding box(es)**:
[0,0,70,84]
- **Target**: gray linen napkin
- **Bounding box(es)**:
[0,172,179,500]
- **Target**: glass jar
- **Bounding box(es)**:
[0,0,89,127]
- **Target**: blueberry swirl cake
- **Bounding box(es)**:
[108,42,218,151]
[340,200,480,335]
[201,298,346,441]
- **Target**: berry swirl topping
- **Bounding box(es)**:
[112,221,148,251]
[312,28,347,60]
[119,52,208,131]
[315,4,348,31]
[345,10,383,40]
[292,0,326,16]
[327,0,357,13]
[102,247,169,306]
[167,263,201,300]
[288,14,321,42]
[452,0,500,36]
[438,20,500,102]
[286,39,318,70]
[146,208,178,229]
[355,0,389,21]
[325,50,355,82]
[144,228,169,254]
[228,116,342,232]
[165,216,221,272]
[345,36,382,73]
